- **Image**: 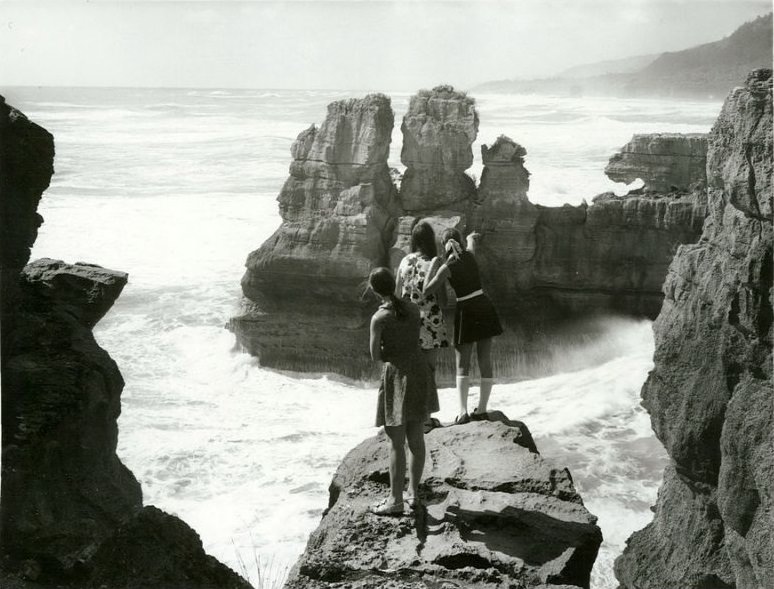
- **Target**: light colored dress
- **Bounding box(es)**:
[373,301,440,427]
[397,252,449,350]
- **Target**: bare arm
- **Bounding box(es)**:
[467,232,480,256]
[423,261,450,295]
[394,263,404,298]
[369,314,383,362]
[426,257,447,306]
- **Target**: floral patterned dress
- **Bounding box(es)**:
[397,252,449,350]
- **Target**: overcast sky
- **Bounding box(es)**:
[1,0,770,91]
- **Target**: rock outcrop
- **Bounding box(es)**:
[286,415,601,589]
[233,86,708,378]
[399,85,478,213]
[0,99,250,588]
[614,69,773,589]
[604,133,708,193]
[232,94,400,379]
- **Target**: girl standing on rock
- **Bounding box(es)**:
[368,267,439,515]
[395,221,449,429]
[423,228,503,424]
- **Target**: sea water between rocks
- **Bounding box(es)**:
[10,86,722,588]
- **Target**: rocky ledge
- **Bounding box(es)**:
[286,415,601,589]
[1,99,250,588]
[614,69,773,589]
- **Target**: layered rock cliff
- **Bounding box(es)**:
[234,86,708,378]
[604,133,708,193]
[286,415,601,589]
[232,94,400,378]
[0,98,250,588]
[614,69,773,589]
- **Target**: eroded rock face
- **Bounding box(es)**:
[605,133,708,192]
[614,69,773,589]
[286,416,601,589]
[233,95,400,378]
[399,85,478,213]
[241,94,398,307]
[0,100,250,587]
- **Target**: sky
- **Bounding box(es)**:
[0,0,771,91]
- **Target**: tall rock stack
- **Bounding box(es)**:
[242,94,398,305]
[399,85,478,214]
[614,69,773,589]
[233,95,400,378]
[470,136,539,307]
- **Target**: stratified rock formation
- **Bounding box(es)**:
[233,85,710,378]
[286,416,601,589]
[604,133,708,193]
[232,95,400,378]
[470,136,539,298]
[241,94,398,306]
[399,85,478,213]
[614,69,773,589]
[0,98,250,588]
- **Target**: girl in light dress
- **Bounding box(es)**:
[395,221,449,430]
[368,267,439,515]
[423,228,503,424]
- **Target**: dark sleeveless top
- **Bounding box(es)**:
[447,251,482,298]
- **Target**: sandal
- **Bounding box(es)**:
[470,409,488,421]
[369,499,404,516]
[454,413,470,425]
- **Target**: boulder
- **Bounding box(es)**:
[286,417,602,589]
[604,133,708,193]
[615,69,773,589]
[88,506,252,589]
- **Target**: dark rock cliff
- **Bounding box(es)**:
[614,69,773,589]
[286,415,601,589]
[0,98,251,588]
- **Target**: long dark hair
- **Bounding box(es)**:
[369,267,407,319]
[410,221,438,259]
[441,227,465,261]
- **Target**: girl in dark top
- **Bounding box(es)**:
[368,267,439,515]
[423,228,502,424]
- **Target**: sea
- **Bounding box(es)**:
[7,86,722,588]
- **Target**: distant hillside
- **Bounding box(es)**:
[558,54,659,79]
[475,13,773,99]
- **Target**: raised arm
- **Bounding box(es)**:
[369,313,384,362]
[423,258,450,295]
[467,232,481,256]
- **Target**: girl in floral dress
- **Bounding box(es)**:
[395,221,450,373]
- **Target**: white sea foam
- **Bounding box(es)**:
[17,87,715,588]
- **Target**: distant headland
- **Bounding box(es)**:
[474,13,773,100]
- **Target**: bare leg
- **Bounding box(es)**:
[405,420,425,499]
[476,338,493,413]
[456,343,473,419]
[384,425,406,505]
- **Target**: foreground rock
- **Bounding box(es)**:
[0,99,250,588]
[614,69,773,589]
[286,415,601,589]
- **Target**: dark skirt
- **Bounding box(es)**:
[453,293,503,346]
[375,358,440,427]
